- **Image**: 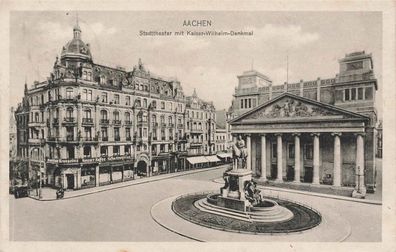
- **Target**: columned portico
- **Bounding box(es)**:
[312,133,320,185]
[229,93,372,195]
[293,133,301,183]
[332,132,342,187]
[275,133,283,182]
[260,134,267,181]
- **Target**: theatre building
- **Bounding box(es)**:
[229,51,378,196]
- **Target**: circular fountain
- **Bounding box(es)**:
[194,169,294,223]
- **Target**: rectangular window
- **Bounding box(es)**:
[304,144,313,160]
[161,102,165,110]
[126,96,131,105]
[344,89,350,101]
[66,88,73,99]
[101,92,108,103]
[114,94,120,104]
[126,128,131,138]
[248,99,251,108]
[365,87,373,100]
[88,90,92,101]
[351,88,357,100]
[358,87,364,100]
[101,127,108,138]
[240,99,244,109]
[272,143,277,158]
[113,146,120,156]
[288,144,295,159]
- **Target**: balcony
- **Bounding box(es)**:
[161,123,167,128]
[64,117,75,123]
[152,122,159,128]
[66,136,75,142]
[82,137,98,143]
[100,119,110,125]
[82,118,94,125]
[126,136,132,141]
[169,123,174,128]
[28,138,45,145]
[53,118,59,124]
[124,120,133,126]
[102,136,108,141]
[177,123,184,128]
[190,129,203,134]
[137,120,148,126]
[113,120,121,125]
[114,136,120,141]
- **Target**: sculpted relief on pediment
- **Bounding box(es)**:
[245,98,339,120]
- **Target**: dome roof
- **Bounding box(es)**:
[60,25,92,61]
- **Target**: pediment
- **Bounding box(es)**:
[231,93,367,124]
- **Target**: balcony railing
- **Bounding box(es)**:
[100,119,109,124]
[177,123,184,128]
[124,120,132,125]
[114,136,120,141]
[82,118,93,124]
[113,120,121,125]
[64,117,75,123]
[169,123,174,128]
[102,136,108,141]
[152,122,159,128]
[53,118,59,124]
[161,123,167,128]
[126,136,132,141]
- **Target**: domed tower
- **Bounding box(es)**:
[60,19,93,64]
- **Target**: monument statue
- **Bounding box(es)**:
[232,135,248,170]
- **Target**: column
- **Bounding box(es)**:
[95,165,100,187]
[260,134,267,181]
[293,133,301,183]
[246,134,251,170]
[276,134,283,181]
[355,133,366,192]
[332,132,342,187]
[312,133,320,185]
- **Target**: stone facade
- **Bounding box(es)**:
[229,51,379,195]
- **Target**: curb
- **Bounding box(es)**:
[259,186,382,205]
[28,165,228,202]
[211,177,382,205]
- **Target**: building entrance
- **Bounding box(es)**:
[137,161,147,177]
[66,174,75,189]
[304,167,313,183]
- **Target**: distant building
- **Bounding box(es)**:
[215,127,227,152]
[9,107,17,160]
[228,51,379,195]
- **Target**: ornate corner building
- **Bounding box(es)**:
[14,22,217,190]
[228,51,379,195]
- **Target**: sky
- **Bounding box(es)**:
[9,11,382,117]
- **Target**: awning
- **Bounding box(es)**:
[217,153,232,159]
[187,156,209,165]
[205,155,221,162]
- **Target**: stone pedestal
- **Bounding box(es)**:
[218,169,252,212]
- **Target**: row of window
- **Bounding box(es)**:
[240,98,256,109]
[187,109,215,120]
[343,87,373,101]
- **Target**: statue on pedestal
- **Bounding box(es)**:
[232,135,248,170]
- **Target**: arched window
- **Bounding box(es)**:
[66,107,73,119]
[152,100,157,109]
[125,112,131,122]
[113,111,119,120]
[34,112,39,122]
[152,114,157,123]
[135,99,141,107]
[100,110,108,120]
